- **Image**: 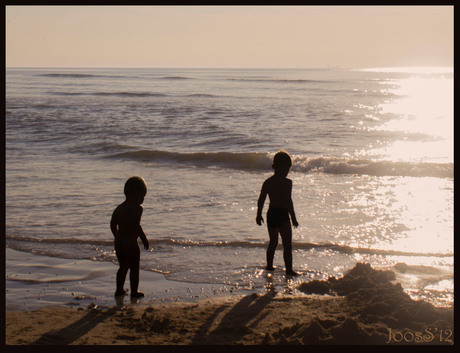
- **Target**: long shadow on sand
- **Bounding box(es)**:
[32,306,120,345]
[192,291,276,344]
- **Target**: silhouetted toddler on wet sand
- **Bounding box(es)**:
[111,176,149,298]
[256,151,299,276]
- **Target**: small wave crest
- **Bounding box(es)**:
[94,92,167,97]
[108,149,453,178]
[186,93,218,98]
[48,91,168,97]
[161,76,193,80]
[7,270,108,284]
[109,150,273,171]
[227,78,331,83]
[292,156,453,178]
[38,73,124,78]
[38,73,193,80]
[6,235,452,258]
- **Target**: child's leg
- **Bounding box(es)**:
[115,248,129,295]
[266,227,279,270]
[129,261,140,294]
[116,266,129,294]
[128,246,144,297]
[279,222,295,274]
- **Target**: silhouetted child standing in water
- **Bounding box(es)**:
[256,151,299,276]
[111,176,149,297]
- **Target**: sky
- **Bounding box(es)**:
[5,6,454,69]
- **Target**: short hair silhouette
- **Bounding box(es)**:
[124,176,147,197]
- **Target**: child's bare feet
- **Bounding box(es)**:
[286,270,299,276]
[114,289,128,297]
[131,291,145,298]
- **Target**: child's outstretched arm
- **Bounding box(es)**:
[256,181,268,225]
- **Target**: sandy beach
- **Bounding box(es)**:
[5,249,453,345]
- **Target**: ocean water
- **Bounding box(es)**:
[5,67,453,307]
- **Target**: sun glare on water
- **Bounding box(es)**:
[349,67,454,263]
[365,67,453,163]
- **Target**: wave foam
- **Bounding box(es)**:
[108,149,452,178]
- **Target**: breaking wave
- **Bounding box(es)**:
[108,149,453,178]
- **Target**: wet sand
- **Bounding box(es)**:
[5,249,453,345]
[5,248,239,311]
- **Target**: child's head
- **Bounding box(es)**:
[124,176,147,203]
[272,150,292,175]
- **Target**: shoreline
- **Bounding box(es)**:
[5,248,453,345]
[5,247,250,312]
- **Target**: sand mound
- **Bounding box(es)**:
[274,262,454,345]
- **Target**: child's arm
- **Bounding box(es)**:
[256,181,268,225]
[138,225,149,250]
[110,209,118,238]
[136,206,149,250]
[287,180,299,228]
